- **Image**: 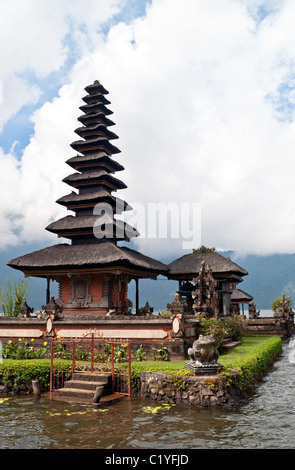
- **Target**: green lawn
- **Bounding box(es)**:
[219,335,282,368]
[128,335,283,382]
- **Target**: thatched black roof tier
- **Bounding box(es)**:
[168,250,248,279]
[82,93,111,105]
[79,103,113,115]
[77,112,115,127]
[46,214,139,241]
[74,125,118,141]
[230,289,253,302]
[66,153,124,172]
[56,190,131,213]
[70,137,121,155]
[7,242,168,277]
[84,81,109,95]
[62,169,127,191]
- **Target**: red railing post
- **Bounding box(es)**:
[50,341,54,397]
[72,341,76,375]
[128,342,131,397]
[111,343,115,393]
[91,333,94,373]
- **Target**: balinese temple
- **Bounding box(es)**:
[3,82,291,352]
[167,246,249,316]
[7,81,168,317]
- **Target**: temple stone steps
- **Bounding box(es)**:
[64,380,107,391]
[53,371,112,401]
[222,339,242,351]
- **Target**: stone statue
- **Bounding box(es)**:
[19,300,34,318]
[274,293,294,319]
[248,300,260,319]
[41,296,62,320]
[139,300,154,316]
[192,262,218,318]
[167,293,184,316]
[186,335,223,375]
[272,293,295,336]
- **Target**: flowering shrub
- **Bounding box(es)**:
[2,338,48,359]
[224,314,246,341]
[114,344,128,363]
[196,316,228,349]
[197,314,246,350]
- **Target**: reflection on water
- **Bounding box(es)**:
[1,338,295,449]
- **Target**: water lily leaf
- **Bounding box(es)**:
[143,406,162,414]
[0,398,10,405]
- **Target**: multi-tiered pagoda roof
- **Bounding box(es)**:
[46,80,136,245]
[8,81,168,278]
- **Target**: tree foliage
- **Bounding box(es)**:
[0,276,29,317]
[271,296,292,312]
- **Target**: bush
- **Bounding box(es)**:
[224,314,246,341]
[196,315,228,349]
[133,345,147,362]
[156,309,171,318]
[221,336,282,390]
[2,338,49,359]
[0,277,29,317]
[151,344,169,361]
[197,314,246,348]
[0,359,72,390]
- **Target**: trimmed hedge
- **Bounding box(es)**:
[0,359,72,390]
[220,335,283,390]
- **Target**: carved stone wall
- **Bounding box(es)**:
[69,275,92,308]
[192,262,219,318]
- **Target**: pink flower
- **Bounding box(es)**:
[34,347,38,351]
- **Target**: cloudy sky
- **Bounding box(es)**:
[1,0,295,263]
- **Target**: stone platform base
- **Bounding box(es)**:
[139,371,239,408]
[185,361,224,375]
[245,317,294,338]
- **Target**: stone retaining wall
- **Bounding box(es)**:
[0,315,196,361]
[245,317,294,338]
[138,371,240,408]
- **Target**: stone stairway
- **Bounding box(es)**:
[222,338,242,351]
[53,371,112,402]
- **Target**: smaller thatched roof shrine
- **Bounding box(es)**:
[230,289,253,303]
[167,246,248,282]
[167,246,249,317]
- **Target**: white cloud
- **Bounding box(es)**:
[0,0,122,130]
[2,0,295,258]
[0,148,22,247]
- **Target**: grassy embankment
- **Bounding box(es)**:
[0,335,283,392]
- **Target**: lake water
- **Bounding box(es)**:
[1,335,295,451]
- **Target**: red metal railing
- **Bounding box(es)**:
[49,332,131,398]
